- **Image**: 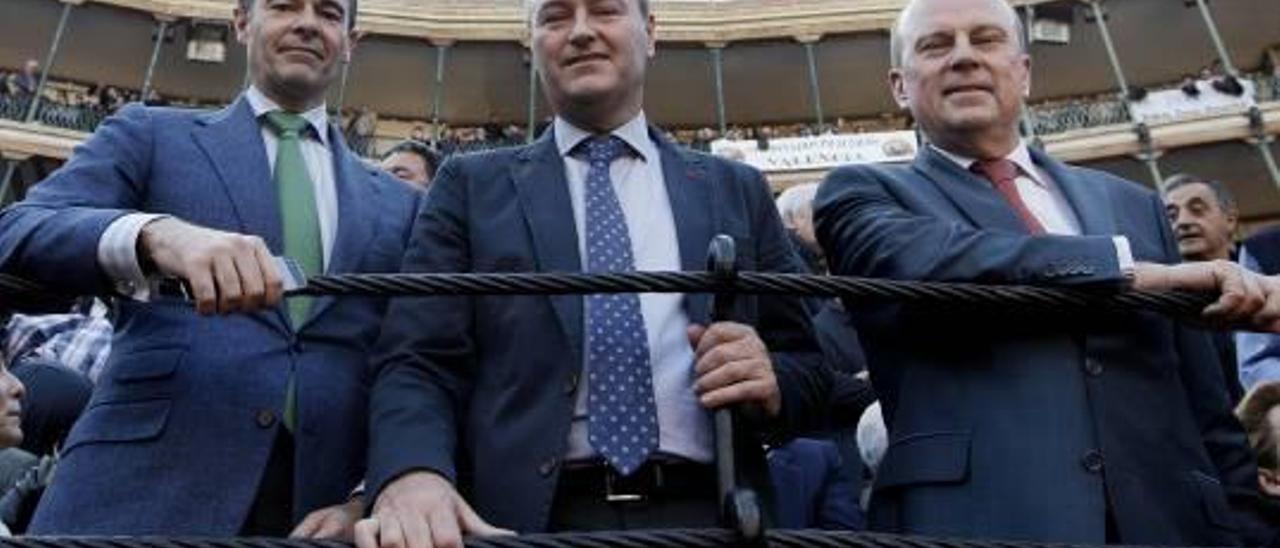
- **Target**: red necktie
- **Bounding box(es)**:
[970,159,1046,234]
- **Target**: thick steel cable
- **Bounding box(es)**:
[0,271,1214,323]
[6,531,1151,548]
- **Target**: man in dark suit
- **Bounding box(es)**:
[0,0,420,537]
[814,0,1280,545]
[355,0,830,546]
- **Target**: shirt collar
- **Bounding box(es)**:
[554,111,655,163]
[245,86,330,146]
[931,140,1045,188]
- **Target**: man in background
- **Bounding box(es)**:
[1164,173,1244,403]
[380,140,439,189]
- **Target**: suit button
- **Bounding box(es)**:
[1081,451,1104,474]
[564,373,579,395]
[1084,358,1104,376]
[256,409,277,429]
[538,457,559,477]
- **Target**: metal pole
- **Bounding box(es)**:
[1019,6,1040,146]
[527,63,538,144]
[1086,1,1132,106]
[710,46,727,134]
[1257,141,1280,189]
[1192,0,1238,77]
[24,2,74,123]
[431,44,449,142]
[140,19,169,99]
[334,59,351,114]
[1143,157,1164,186]
[0,160,19,206]
[803,41,825,128]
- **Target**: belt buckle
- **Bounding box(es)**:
[604,466,647,504]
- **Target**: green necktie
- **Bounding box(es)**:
[263,111,323,327]
[264,111,323,432]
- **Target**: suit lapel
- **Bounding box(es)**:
[913,146,1028,234]
[655,130,713,324]
[192,97,291,333]
[1031,147,1117,236]
[302,126,374,327]
[512,130,585,366]
[192,97,284,252]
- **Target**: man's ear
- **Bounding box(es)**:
[645,13,657,58]
[233,7,251,46]
[344,29,366,63]
[889,69,910,110]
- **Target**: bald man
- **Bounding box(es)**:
[814,0,1277,544]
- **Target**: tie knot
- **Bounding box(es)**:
[579,135,630,164]
[264,111,311,138]
[970,158,1020,186]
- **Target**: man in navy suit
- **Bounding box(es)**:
[0,0,420,537]
[815,0,1280,545]
[355,0,831,546]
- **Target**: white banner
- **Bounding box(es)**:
[710,131,918,173]
[1130,79,1256,124]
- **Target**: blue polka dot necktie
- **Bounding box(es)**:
[579,135,658,476]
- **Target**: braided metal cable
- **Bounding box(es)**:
[5,531,1150,548]
[1,271,1215,323]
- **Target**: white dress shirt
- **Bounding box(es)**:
[932,141,1135,272]
[557,113,714,464]
[98,86,339,299]
[1235,246,1280,389]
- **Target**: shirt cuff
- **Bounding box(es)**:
[97,213,170,301]
[349,481,366,500]
[1112,236,1135,280]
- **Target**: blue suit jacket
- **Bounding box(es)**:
[813,146,1258,545]
[768,438,864,530]
[0,98,421,535]
[366,128,831,533]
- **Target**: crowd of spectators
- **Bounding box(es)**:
[4,63,1280,162]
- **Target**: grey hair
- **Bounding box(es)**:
[1163,173,1238,212]
[775,183,820,222]
[525,0,651,24]
[889,0,1027,68]
[237,0,359,30]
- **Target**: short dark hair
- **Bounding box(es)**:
[1237,382,1280,471]
[238,0,359,31]
[383,140,440,176]
[1163,173,1236,212]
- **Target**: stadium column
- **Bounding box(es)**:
[334,53,351,114]
[526,42,539,145]
[797,35,825,129]
[1082,0,1163,185]
[22,0,78,124]
[140,16,175,100]
[430,40,452,144]
[707,43,727,135]
[0,152,30,207]
[1019,6,1042,149]
[1190,0,1280,189]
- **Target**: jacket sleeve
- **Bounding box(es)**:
[0,104,155,294]
[738,163,832,439]
[813,164,1124,287]
[1147,193,1275,544]
[365,157,475,504]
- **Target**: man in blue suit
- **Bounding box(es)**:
[0,0,420,537]
[355,0,831,546]
[815,0,1280,545]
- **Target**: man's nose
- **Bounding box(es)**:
[568,9,595,46]
[947,35,981,71]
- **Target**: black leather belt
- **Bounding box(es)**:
[557,458,717,503]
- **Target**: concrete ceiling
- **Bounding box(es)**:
[0,0,1278,127]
